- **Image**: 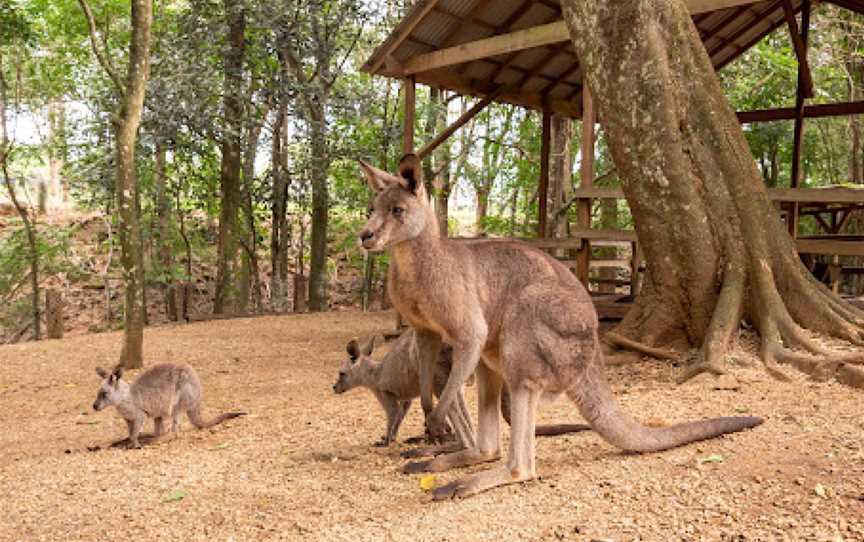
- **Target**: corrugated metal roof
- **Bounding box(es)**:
[364,0,864,118]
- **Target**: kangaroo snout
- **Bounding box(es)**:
[359,230,374,248]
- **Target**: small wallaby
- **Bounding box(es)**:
[92,363,245,448]
[333,330,476,449]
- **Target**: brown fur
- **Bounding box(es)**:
[333,330,475,449]
[358,155,763,499]
[93,363,245,448]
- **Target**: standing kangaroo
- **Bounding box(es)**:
[92,364,245,448]
[358,154,763,500]
[333,330,475,449]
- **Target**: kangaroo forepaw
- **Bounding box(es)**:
[402,459,433,474]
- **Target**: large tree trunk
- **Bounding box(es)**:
[113,0,152,368]
[562,0,864,384]
[214,0,245,314]
[849,63,863,184]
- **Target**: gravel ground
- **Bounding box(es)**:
[0,310,862,541]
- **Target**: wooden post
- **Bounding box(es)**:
[403,76,416,154]
[789,0,811,238]
[293,273,308,313]
[576,86,596,287]
[45,289,64,339]
[538,110,552,237]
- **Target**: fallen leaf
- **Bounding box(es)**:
[75,420,99,425]
[162,489,186,503]
[209,442,230,450]
[814,483,827,498]
[698,454,724,464]
[64,383,76,388]
[419,474,437,491]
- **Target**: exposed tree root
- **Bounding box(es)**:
[603,331,683,362]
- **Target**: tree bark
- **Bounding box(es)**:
[214,0,245,315]
[547,113,573,254]
[308,107,329,311]
[562,0,864,384]
[270,102,290,312]
[153,140,175,320]
[0,53,40,341]
[78,0,153,367]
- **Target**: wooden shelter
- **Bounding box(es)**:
[363,0,864,299]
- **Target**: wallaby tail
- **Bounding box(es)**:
[188,406,247,429]
[567,363,762,453]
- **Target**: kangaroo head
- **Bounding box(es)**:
[358,154,434,251]
[333,337,377,394]
[93,365,130,411]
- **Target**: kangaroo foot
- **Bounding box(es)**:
[400,442,462,459]
[403,435,426,445]
[403,448,500,474]
[431,465,535,501]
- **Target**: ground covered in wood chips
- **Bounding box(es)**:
[0,310,862,541]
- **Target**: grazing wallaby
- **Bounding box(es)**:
[93,364,245,448]
[333,330,476,450]
[358,155,763,500]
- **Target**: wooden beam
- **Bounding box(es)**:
[400,0,761,76]
[790,0,810,192]
[417,89,500,160]
[709,0,785,63]
[737,100,864,122]
[781,0,814,98]
[576,86,596,287]
[568,186,864,203]
[538,110,552,238]
[403,22,567,76]
[367,0,443,74]
[796,239,864,257]
[403,77,415,153]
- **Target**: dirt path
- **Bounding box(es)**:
[0,310,862,541]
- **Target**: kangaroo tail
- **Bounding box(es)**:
[188,406,247,429]
[534,423,592,437]
[567,363,762,453]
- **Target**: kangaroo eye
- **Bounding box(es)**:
[391,206,404,217]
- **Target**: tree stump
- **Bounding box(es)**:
[293,274,308,313]
[45,289,64,339]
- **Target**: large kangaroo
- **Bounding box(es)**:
[93,364,245,448]
[333,330,476,450]
[358,154,762,500]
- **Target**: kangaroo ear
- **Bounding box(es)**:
[95,367,108,379]
[398,154,424,196]
[361,336,377,357]
[358,159,401,193]
[346,339,360,361]
[111,365,124,380]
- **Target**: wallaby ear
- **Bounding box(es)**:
[346,339,360,362]
[398,154,424,196]
[95,367,108,379]
[358,159,401,193]
[111,365,124,381]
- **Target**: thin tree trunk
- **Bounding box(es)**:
[272,109,291,311]
[547,113,573,255]
[0,54,40,340]
[154,141,175,319]
[562,0,864,385]
[308,103,329,311]
[214,0,245,314]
